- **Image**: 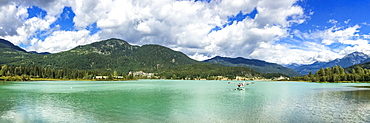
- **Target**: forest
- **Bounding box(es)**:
[0,64,288,81]
[291,65,370,82]
[0,65,103,81]
[0,38,289,81]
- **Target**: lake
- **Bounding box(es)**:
[0,80,370,122]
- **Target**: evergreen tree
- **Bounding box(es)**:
[356,66,365,74]
[292,65,370,83]
[317,68,325,76]
[308,71,313,76]
[338,65,345,75]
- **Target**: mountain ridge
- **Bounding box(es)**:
[287,52,370,75]
[345,61,370,72]
[3,38,370,78]
[203,56,301,77]
[1,38,297,75]
[0,38,39,64]
[7,38,198,72]
[0,38,27,53]
[0,38,268,79]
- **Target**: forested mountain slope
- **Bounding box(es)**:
[7,38,197,73]
[204,56,301,77]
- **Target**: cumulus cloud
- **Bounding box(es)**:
[0,0,308,64]
[0,0,66,45]
[250,41,341,64]
[27,30,100,53]
[0,4,26,37]
[341,43,370,55]
[277,24,370,64]
[291,25,362,46]
[91,0,306,61]
[8,0,369,65]
[0,13,58,46]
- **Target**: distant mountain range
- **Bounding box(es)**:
[1,38,291,79]
[203,56,301,77]
[0,38,301,78]
[286,52,370,75]
[1,38,198,72]
[4,38,369,78]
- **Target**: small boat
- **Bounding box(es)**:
[229,81,253,91]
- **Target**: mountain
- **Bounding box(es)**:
[0,39,39,64]
[345,61,370,72]
[0,38,290,79]
[5,38,198,73]
[203,56,301,77]
[0,39,27,52]
[288,52,370,75]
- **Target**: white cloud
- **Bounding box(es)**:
[7,0,369,65]
[0,4,26,37]
[0,11,57,46]
[307,25,361,46]
[72,0,111,28]
[344,19,350,24]
[340,39,368,45]
[27,30,100,53]
[328,19,338,24]
[0,1,66,45]
[341,44,370,55]
[250,41,342,64]
[136,22,152,33]
[90,0,306,63]
[255,0,306,27]
[205,22,287,57]
[1,0,315,65]
[322,39,334,45]
[281,24,370,64]
[188,52,216,61]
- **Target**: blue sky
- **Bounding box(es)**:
[1,0,370,65]
[294,0,370,31]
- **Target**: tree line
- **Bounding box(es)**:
[0,64,288,81]
[156,63,287,80]
[0,65,99,81]
[291,65,370,82]
[0,65,136,81]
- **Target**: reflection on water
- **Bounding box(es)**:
[0,81,370,122]
[301,89,370,122]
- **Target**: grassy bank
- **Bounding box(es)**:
[0,76,29,81]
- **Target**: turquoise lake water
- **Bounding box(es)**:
[0,80,370,122]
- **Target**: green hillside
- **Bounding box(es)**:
[1,38,291,80]
[345,61,370,72]
[0,39,39,64]
[9,38,197,73]
[204,56,301,77]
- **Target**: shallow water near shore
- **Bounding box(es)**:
[0,80,370,122]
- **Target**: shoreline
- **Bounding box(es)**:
[0,76,138,82]
[2,76,370,83]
